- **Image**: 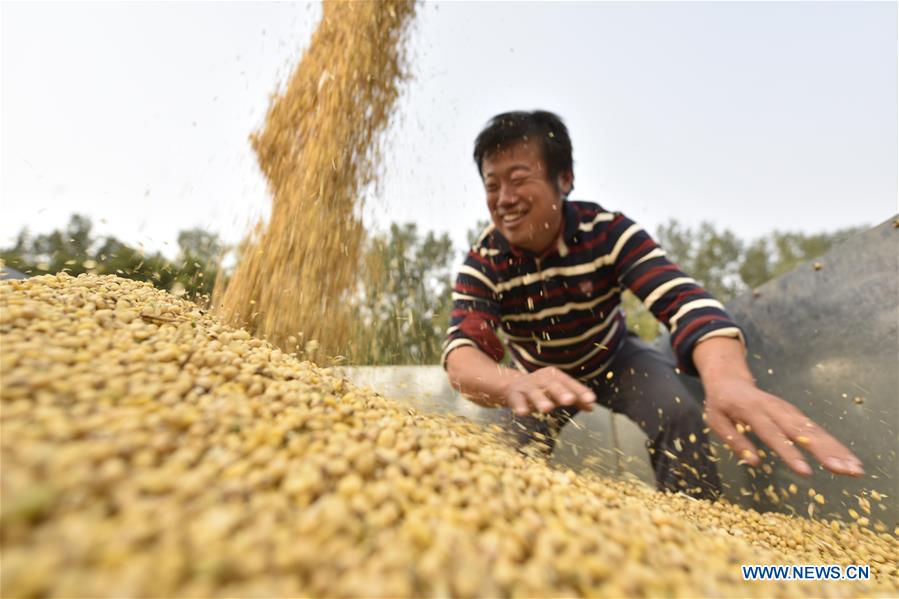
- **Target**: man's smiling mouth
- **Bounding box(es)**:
[501,211,527,227]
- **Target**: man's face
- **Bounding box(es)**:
[481,140,571,254]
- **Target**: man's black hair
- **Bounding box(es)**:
[473,110,574,191]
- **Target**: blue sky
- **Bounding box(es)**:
[2,1,896,261]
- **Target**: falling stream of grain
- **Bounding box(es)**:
[214,0,416,361]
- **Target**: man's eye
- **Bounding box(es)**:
[511,178,526,186]
[486,185,499,193]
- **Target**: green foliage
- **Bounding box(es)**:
[655,221,746,301]
[655,220,866,303]
[466,219,492,247]
[0,215,221,303]
[621,290,662,341]
[636,220,866,341]
[348,223,455,365]
[737,229,865,290]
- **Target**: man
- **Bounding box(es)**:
[443,110,863,499]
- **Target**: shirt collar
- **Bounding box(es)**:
[493,199,579,259]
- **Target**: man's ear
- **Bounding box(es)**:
[557,170,574,197]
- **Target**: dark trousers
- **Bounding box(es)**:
[513,333,722,500]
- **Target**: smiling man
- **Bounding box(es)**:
[443,110,863,499]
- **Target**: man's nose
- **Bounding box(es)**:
[498,183,517,206]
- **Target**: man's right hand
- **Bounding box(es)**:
[445,347,597,415]
[501,366,597,417]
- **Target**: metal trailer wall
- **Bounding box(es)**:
[340,217,898,527]
[0,267,28,280]
[700,216,898,527]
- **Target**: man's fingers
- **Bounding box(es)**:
[776,409,864,477]
[546,369,596,411]
[525,389,555,414]
[544,382,577,407]
[563,376,594,397]
[507,390,531,417]
[565,380,596,410]
[574,389,596,411]
[746,410,812,476]
[538,368,597,411]
[707,409,761,466]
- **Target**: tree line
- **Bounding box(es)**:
[1,214,865,364]
[1,215,222,302]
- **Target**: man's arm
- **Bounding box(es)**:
[443,244,596,417]
[607,212,863,477]
[608,212,744,376]
[446,346,522,408]
[446,346,596,416]
[694,336,863,477]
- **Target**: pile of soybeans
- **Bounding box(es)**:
[2,273,897,597]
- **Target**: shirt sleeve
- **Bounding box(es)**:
[609,213,746,376]
[441,250,505,369]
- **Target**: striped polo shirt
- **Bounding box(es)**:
[442,200,744,380]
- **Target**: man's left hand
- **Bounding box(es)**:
[703,376,864,477]
[694,336,863,477]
